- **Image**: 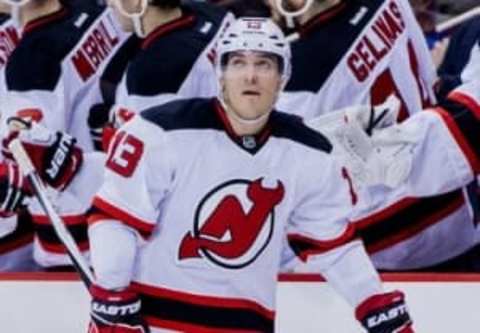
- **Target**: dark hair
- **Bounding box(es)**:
[213,0,270,17]
[150,0,181,9]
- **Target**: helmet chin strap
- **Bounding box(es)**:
[114,0,149,38]
[4,0,30,29]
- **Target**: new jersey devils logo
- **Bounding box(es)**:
[178,178,285,269]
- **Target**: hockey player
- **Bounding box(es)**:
[104,0,233,117]
[266,0,480,271]
[0,0,130,270]
[86,18,414,333]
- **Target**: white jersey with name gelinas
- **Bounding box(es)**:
[278,0,436,120]
[276,0,480,270]
[92,98,358,332]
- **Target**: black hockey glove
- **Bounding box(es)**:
[88,284,150,333]
[355,290,414,333]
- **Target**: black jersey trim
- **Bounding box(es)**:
[356,189,465,253]
[141,98,332,154]
[32,215,88,253]
[0,210,34,255]
[133,283,274,332]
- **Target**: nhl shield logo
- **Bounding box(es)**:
[178,178,285,269]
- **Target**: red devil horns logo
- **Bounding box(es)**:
[178,178,285,268]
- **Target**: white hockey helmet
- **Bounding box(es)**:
[216,17,292,85]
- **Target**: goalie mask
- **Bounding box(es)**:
[216,17,291,87]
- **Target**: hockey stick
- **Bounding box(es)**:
[8,138,95,288]
[436,6,480,33]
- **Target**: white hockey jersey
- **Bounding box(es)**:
[2,2,129,151]
[276,0,480,270]
[92,98,359,332]
[278,0,437,120]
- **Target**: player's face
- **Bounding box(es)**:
[221,51,283,122]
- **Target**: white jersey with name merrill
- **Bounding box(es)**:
[2,4,129,152]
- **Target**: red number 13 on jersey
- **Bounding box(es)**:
[106,131,144,177]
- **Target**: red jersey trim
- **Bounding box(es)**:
[132,281,274,320]
[212,98,272,145]
[365,193,464,253]
[36,237,89,254]
[287,223,356,261]
[354,198,418,229]
[31,214,85,226]
[141,14,196,49]
[431,107,480,173]
[448,91,480,120]
[23,7,68,36]
[92,196,154,237]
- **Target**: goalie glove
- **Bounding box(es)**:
[2,118,83,191]
[307,95,416,189]
[356,290,414,333]
[88,284,150,333]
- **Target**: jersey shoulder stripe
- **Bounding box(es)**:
[270,112,333,153]
[141,97,332,153]
[140,97,221,131]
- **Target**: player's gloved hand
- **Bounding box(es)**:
[88,104,135,152]
[0,162,32,217]
[2,117,83,191]
[88,284,150,333]
[355,290,414,333]
[88,103,113,151]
